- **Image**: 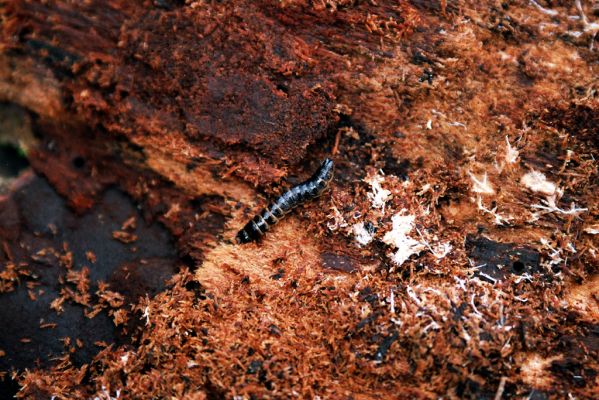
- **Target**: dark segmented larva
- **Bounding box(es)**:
[236,158,334,244]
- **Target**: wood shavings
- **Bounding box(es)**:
[112,230,138,244]
[85,251,97,263]
[0,262,31,293]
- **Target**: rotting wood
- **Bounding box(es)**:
[0,1,598,398]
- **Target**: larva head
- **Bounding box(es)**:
[317,158,334,183]
[236,229,252,244]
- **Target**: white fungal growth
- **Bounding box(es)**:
[470,294,482,317]
[478,272,497,284]
[575,0,599,35]
[327,205,348,231]
[529,0,558,16]
[431,241,453,259]
[504,136,519,164]
[453,276,467,291]
[422,321,440,333]
[382,212,426,266]
[531,193,588,217]
[406,285,423,306]
[415,227,452,260]
[468,172,495,195]
[461,327,472,342]
[352,222,374,246]
[93,386,121,400]
[584,224,599,235]
[521,170,557,196]
[448,121,467,128]
[365,172,391,212]
[477,196,512,225]
[142,305,151,326]
[540,238,564,266]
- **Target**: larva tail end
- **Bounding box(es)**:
[236,230,252,244]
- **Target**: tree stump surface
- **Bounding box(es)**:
[0,1,597,398]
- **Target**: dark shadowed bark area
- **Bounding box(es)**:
[0,0,597,398]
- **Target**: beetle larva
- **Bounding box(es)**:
[236,158,334,244]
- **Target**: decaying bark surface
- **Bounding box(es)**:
[0,0,597,398]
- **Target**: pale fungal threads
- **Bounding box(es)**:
[236,158,334,244]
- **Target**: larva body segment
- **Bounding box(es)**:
[236,158,334,244]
